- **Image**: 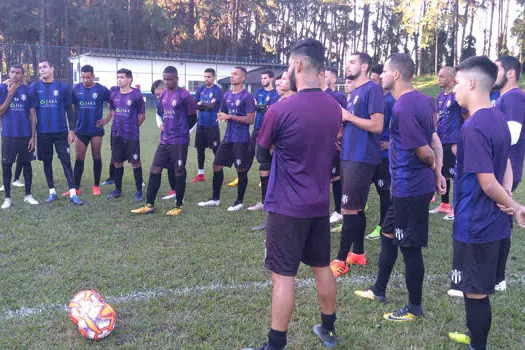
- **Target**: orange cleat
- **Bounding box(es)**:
[62,189,80,197]
[92,186,101,196]
[347,252,367,265]
[191,174,205,183]
[330,259,348,278]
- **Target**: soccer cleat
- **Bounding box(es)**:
[191,174,205,183]
[227,177,239,187]
[162,190,176,200]
[134,190,143,202]
[444,212,455,221]
[101,178,114,186]
[258,181,261,188]
[69,195,84,205]
[447,289,464,298]
[312,324,338,348]
[383,306,422,322]
[366,225,381,240]
[23,195,39,205]
[251,221,267,231]
[330,224,343,233]
[198,199,220,207]
[92,186,101,196]
[495,280,507,292]
[429,202,451,214]
[347,252,367,265]
[227,200,244,211]
[1,198,12,209]
[330,259,348,278]
[354,289,386,302]
[166,206,183,216]
[107,190,122,199]
[131,204,154,214]
[329,211,343,224]
[12,180,25,187]
[448,331,471,345]
[62,189,80,197]
[46,193,57,203]
[247,202,264,211]
[0,185,4,192]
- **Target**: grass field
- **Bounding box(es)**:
[1,77,525,349]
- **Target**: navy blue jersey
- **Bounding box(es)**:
[381,93,395,158]
[325,88,347,109]
[254,88,280,129]
[30,80,72,134]
[0,84,35,137]
[435,90,462,144]
[72,83,110,136]
[195,84,223,127]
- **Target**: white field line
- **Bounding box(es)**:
[1,273,524,322]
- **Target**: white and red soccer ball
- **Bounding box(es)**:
[68,290,116,340]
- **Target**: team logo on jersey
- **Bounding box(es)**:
[93,92,98,99]
[235,99,241,106]
[21,94,27,101]
[172,99,177,107]
[127,99,132,107]
[451,269,462,284]
[341,194,348,204]
[53,90,59,97]
[209,92,213,98]
[132,154,139,160]
[395,227,404,240]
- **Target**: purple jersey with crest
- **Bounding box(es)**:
[221,90,255,143]
[109,87,145,141]
[158,88,197,145]
[435,90,461,144]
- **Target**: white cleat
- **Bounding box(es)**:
[24,195,39,205]
[0,185,4,192]
[12,180,25,187]
[1,198,12,209]
[227,202,244,211]
[447,289,464,298]
[495,280,507,292]
[198,199,220,207]
[247,202,264,211]
[329,211,343,224]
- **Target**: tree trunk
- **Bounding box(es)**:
[362,3,370,52]
[488,0,495,56]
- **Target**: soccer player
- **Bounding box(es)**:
[99,68,145,201]
[197,67,255,211]
[131,66,197,215]
[30,58,82,205]
[243,38,341,350]
[447,55,525,350]
[66,65,110,197]
[354,53,446,322]
[192,68,223,183]
[366,64,395,240]
[492,55,525,293]
[0,65,38,208]
[429,66,461,220]
[276,71,295,99]
[246,71,280,211]
[330,52,384,277]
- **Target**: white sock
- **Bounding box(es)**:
[198,169,204,175]
[49,188,56,195]
[69,188,77,197]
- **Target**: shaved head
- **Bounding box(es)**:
[438,66,456,89]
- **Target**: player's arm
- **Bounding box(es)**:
[186,94,198,130]
[138,112,146,127]
[0,82,20,117]
[478,172,519,213]
[96,109,114,128]
[502,159,513,196]
[28,108,37,152]
[415,145,435,168]
[219,112,255,124]
[341,109,384,134]
[431,132,447,194]
[137,94,146,127]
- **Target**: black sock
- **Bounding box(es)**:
[465,296,491,350]
[321,312,336,332]
[2,162,12,198]
[260,175,269,203]
[14,157,23,180]
[59,157,75,189]
[267,328,287,350]
[400,246,424,309]
[352,211,367,255]
[442,179,451,204]
[168,168,176,191]
[495,237,510,284]
[43,160,54,189]
[212,170,223,200]
[373,233,398,297]
[197,148,205,170]
[93,159,102,186]
[133,167,143,191]
[175,175,186,207]
[236,171,248,202]
[378,190,391,226]
[146,173,161,206]
[74,160,84,189]
[332,180,342,213]
[23,162,32,196]
[336,214,354,261]
[114,167,124,192]
[109,163,115,180]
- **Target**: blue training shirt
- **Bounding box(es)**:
[195,84,223,127]
[30,80,72,134]
[0,84,35,138]
[253,88,280,130]
[72,83,110,136]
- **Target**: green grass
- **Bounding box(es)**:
[1,88,525,349]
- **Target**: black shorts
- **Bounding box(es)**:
[265,212,331,276]
[340,160,375,210]
[76,134,103,146]
[152,143,188,171]
[37,132,70,162]
[247,129,260,170]
[213,141,249,169]
[442,143,456,178]
[331,150,340,178]
[195,125,220,150]
[382,193,433,247]
[111,136,140,164]
[373,157,391,193]
[2,137,35,164]
[452,238,510,295]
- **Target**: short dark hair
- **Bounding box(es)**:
[81,65,94,74]
[455,55,498,90]
[10,64,24,73]
[117,68,133,78]
[387,53,415,81]
[371,64,383,75]
[352,52,373,73]
[290,38,325,74]
[496,55,521,81]
[261,70,274,78]
[234,66,247,75]
[204,68,216,76]
[163,66,178,75]
[325,66,338,76]
[38,58,53,67]
[151,79,164,94]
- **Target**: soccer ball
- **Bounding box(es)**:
[68,290,117,340]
